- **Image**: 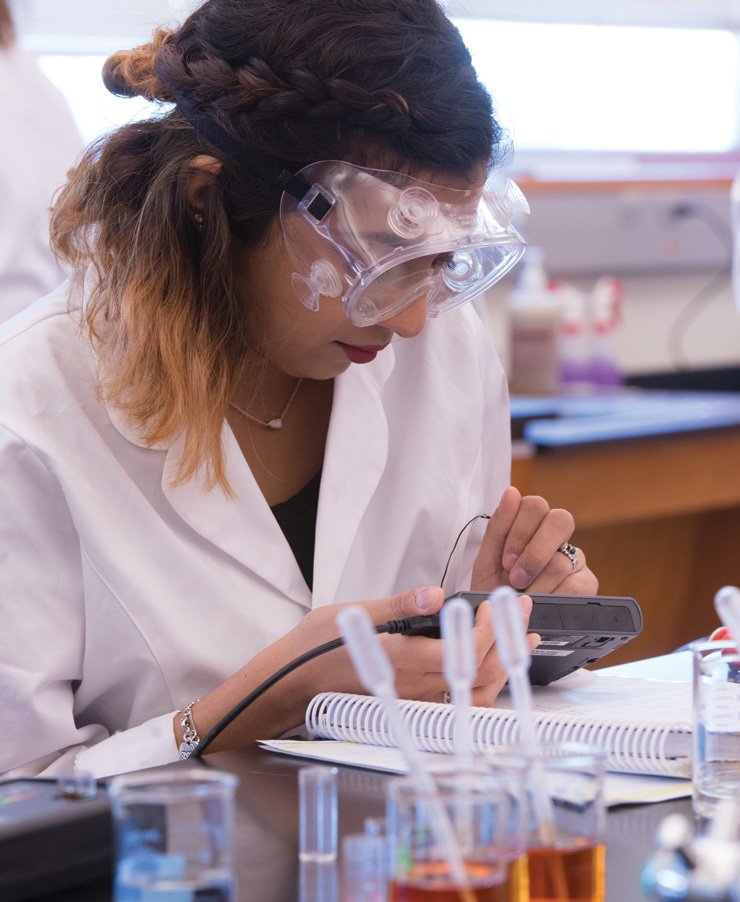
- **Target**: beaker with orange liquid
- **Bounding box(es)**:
[386,766,528,902]
[488,742,607,902]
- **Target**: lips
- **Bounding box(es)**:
[336,342,387,364]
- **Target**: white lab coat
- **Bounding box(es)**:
[0,282,511,779]
[0,48,81,323]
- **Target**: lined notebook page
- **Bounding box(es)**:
[495,670,692,724]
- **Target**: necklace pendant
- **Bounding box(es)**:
[268,418,283,430]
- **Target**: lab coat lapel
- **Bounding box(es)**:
[95,303,308,604]
[104,348,395,610]
[312,349,393,606]
[162,426,312,607]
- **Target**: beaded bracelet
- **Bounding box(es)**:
[178,698,201,760]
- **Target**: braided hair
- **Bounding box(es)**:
[50,0,504,491]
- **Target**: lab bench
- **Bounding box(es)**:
[510,391,740,665]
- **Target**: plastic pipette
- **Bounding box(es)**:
[714,585,740,648]
[489,586,558,846]
[441,597,475,773]
[335,606,475,899]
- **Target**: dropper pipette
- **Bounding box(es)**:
[441,596,475,773]
[714,585,740,648]
[489,586,558,846]
[335,606,475,901]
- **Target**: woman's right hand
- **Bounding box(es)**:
[280,586,447,701]
[181,585,533,753]
[287,587,536,708]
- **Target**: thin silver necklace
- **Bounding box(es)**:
[229,378,304,431]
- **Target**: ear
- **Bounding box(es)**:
[184,155,223,218]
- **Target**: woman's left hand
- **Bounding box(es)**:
[471,486,598,595]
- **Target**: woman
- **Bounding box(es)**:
[0,0,596,779]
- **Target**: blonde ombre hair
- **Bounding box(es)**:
[52,119,253,491]
[51,0,500,491]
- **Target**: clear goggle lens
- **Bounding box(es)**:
[280,161,528,326]
[347,244,525,326]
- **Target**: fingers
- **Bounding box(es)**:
[296,587,447,702]
[471,489,580,592]
[464,596,539,707]
[469,628,539,706]
[471,487,522,589]
[490,486,523,543]
[524,546,599,595]
[548,565,599,596]
[391,596,543,708]
[518,593,534,628]
[359,586,445,624]
[391,595,499,696]
[296,586,446,685]
[356,586,447,674]
[471,673,508,707]
[503,498,575,589]
[472,598,495,645]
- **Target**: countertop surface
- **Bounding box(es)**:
[511,389,740,447]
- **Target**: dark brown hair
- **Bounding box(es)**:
[51,0,503,489]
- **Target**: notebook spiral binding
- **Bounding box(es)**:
[305,693,692,778]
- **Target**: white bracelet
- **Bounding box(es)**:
[178,698,201,760]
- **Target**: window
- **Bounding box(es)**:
[20,4,740,180]
[37,55,158,145]
[455,20,739,155]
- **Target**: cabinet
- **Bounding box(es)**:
[511,428,740,665]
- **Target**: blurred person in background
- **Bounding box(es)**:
[0,0,81,323]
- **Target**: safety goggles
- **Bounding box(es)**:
[279,160,529,326]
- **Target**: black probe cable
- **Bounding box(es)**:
[189,613,440,758]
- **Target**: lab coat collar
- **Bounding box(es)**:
[312,344,394,606]
[78,270,171,452]
[105,404,171,451]
[161,424,314,605]
[107,338,397,609]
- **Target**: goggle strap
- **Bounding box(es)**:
[176,94,331,217]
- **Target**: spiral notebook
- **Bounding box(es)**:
[301,671,693,779]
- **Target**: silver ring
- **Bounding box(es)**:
[558,542,579,571]
[442,690,451,704]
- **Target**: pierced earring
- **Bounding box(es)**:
[194,212,204,226]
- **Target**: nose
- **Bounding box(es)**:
[382,297,427,339]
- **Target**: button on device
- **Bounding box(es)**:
[561,605,600,630]
[605,606,637,629]
[527,603,563,630]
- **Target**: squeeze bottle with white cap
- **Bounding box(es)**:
[507,246,561,396]
[558,283,591,395]
[588,276,623,391]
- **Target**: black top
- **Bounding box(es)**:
[270,470,322,591]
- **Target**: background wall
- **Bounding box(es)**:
[483,269,740,378]
[481,177,740,379]
[14,0,740,380]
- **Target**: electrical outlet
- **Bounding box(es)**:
[524,184,731,277]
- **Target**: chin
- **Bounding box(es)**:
[298,356,351,381]
[323,360,353,379]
